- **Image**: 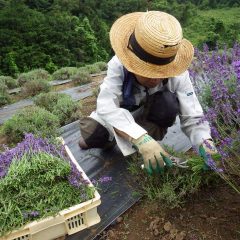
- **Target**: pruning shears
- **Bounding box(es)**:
[141,154,188,172]
[168,155,189,168]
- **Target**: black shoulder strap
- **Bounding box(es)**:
[163,78,168,86]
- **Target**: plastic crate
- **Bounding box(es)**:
[1,141,101,240]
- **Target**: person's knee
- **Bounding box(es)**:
[79,117,110,149]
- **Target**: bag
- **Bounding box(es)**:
[147,87,180,128]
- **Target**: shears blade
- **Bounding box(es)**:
[169,156,188,168]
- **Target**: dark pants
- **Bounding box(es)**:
[80,89,179,149]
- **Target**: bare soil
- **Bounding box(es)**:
[52,81,75,91]
[79,95,97,116]
[100,182,240,240]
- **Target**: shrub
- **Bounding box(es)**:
[85,64,101,74]
[189,43,240,193]
[52,67,78,80]
[0,82,11,107]
[34,92,81,126]
[71,69,92,85]
[92,86,100,98]
[95,61,107,71]
[0,76,18,89]
[2,106,60,144]
[52,97,81,125]
[21,79,51,97]
[127,152,218,208]
[17,69,51,86]
[34,92,62,110]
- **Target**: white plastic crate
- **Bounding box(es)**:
[1,141,101,240]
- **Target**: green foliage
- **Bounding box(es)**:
[21,79,51,97]
[85,64,101,74]
[144,182,181,208]
[52,67,78,80]
[184,8,240,48]
[92,86,100,98]
[45,59,58,74]
[71,68,92,85]
[95,61,107,71]
[76,17,99,63]
[17,69,51,86]
[2,106,60,144]
[52,97,81,125]
[0,151,94,236]
[199,84,212,109]
[34,92,81,126]
[3,51,19,77]
[0,2,108,76]
[0,82,11,107]
[33,92,63,110]
[151,1,197,26]
[127,152,219,208]
[0,1,239,76]
[0,76,18,89]
[199,75,237,111]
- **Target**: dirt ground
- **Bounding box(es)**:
[99,181,240,240]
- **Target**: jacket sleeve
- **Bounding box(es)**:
[95,56,147,155]
[175,71,212,147]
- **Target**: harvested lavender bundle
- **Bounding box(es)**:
[0,133,95,236]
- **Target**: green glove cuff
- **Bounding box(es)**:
[144,159,164,175]
[199,145,210,170]
[160,153,173,167]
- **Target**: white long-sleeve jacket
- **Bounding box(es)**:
[90,56,211,156]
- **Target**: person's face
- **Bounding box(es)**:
[135,74,164,88]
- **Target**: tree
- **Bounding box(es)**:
[75,17,99,63]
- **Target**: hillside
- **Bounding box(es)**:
[184,7,240,47]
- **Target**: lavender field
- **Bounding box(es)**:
[190,43,240,193]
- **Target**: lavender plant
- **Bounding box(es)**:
[127,152,218,208]
[189,42,240,193]
[0,133,95,236]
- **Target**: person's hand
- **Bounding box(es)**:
[202,139,218,154]
[199,139,222,170]
[131,134,172,174]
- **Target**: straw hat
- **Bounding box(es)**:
[110,11,194,78]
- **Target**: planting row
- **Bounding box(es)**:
[0,61,107,107]
[0,92,85,145]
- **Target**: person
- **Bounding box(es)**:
[79,11,217,174]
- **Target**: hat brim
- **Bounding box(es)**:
[110,12,194,78]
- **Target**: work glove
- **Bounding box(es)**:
[199,139,221,170]
[131,134,172,174]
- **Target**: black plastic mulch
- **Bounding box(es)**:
[61,118,191,240]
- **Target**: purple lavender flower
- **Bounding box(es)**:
[22,210,39,219]
[0,133,88,189]
[91,176,112,186]
[98,176,112,183]
[205,153,223,173]
[0,133,65,178]
[30,211,39,217]
[190,43,240,174]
